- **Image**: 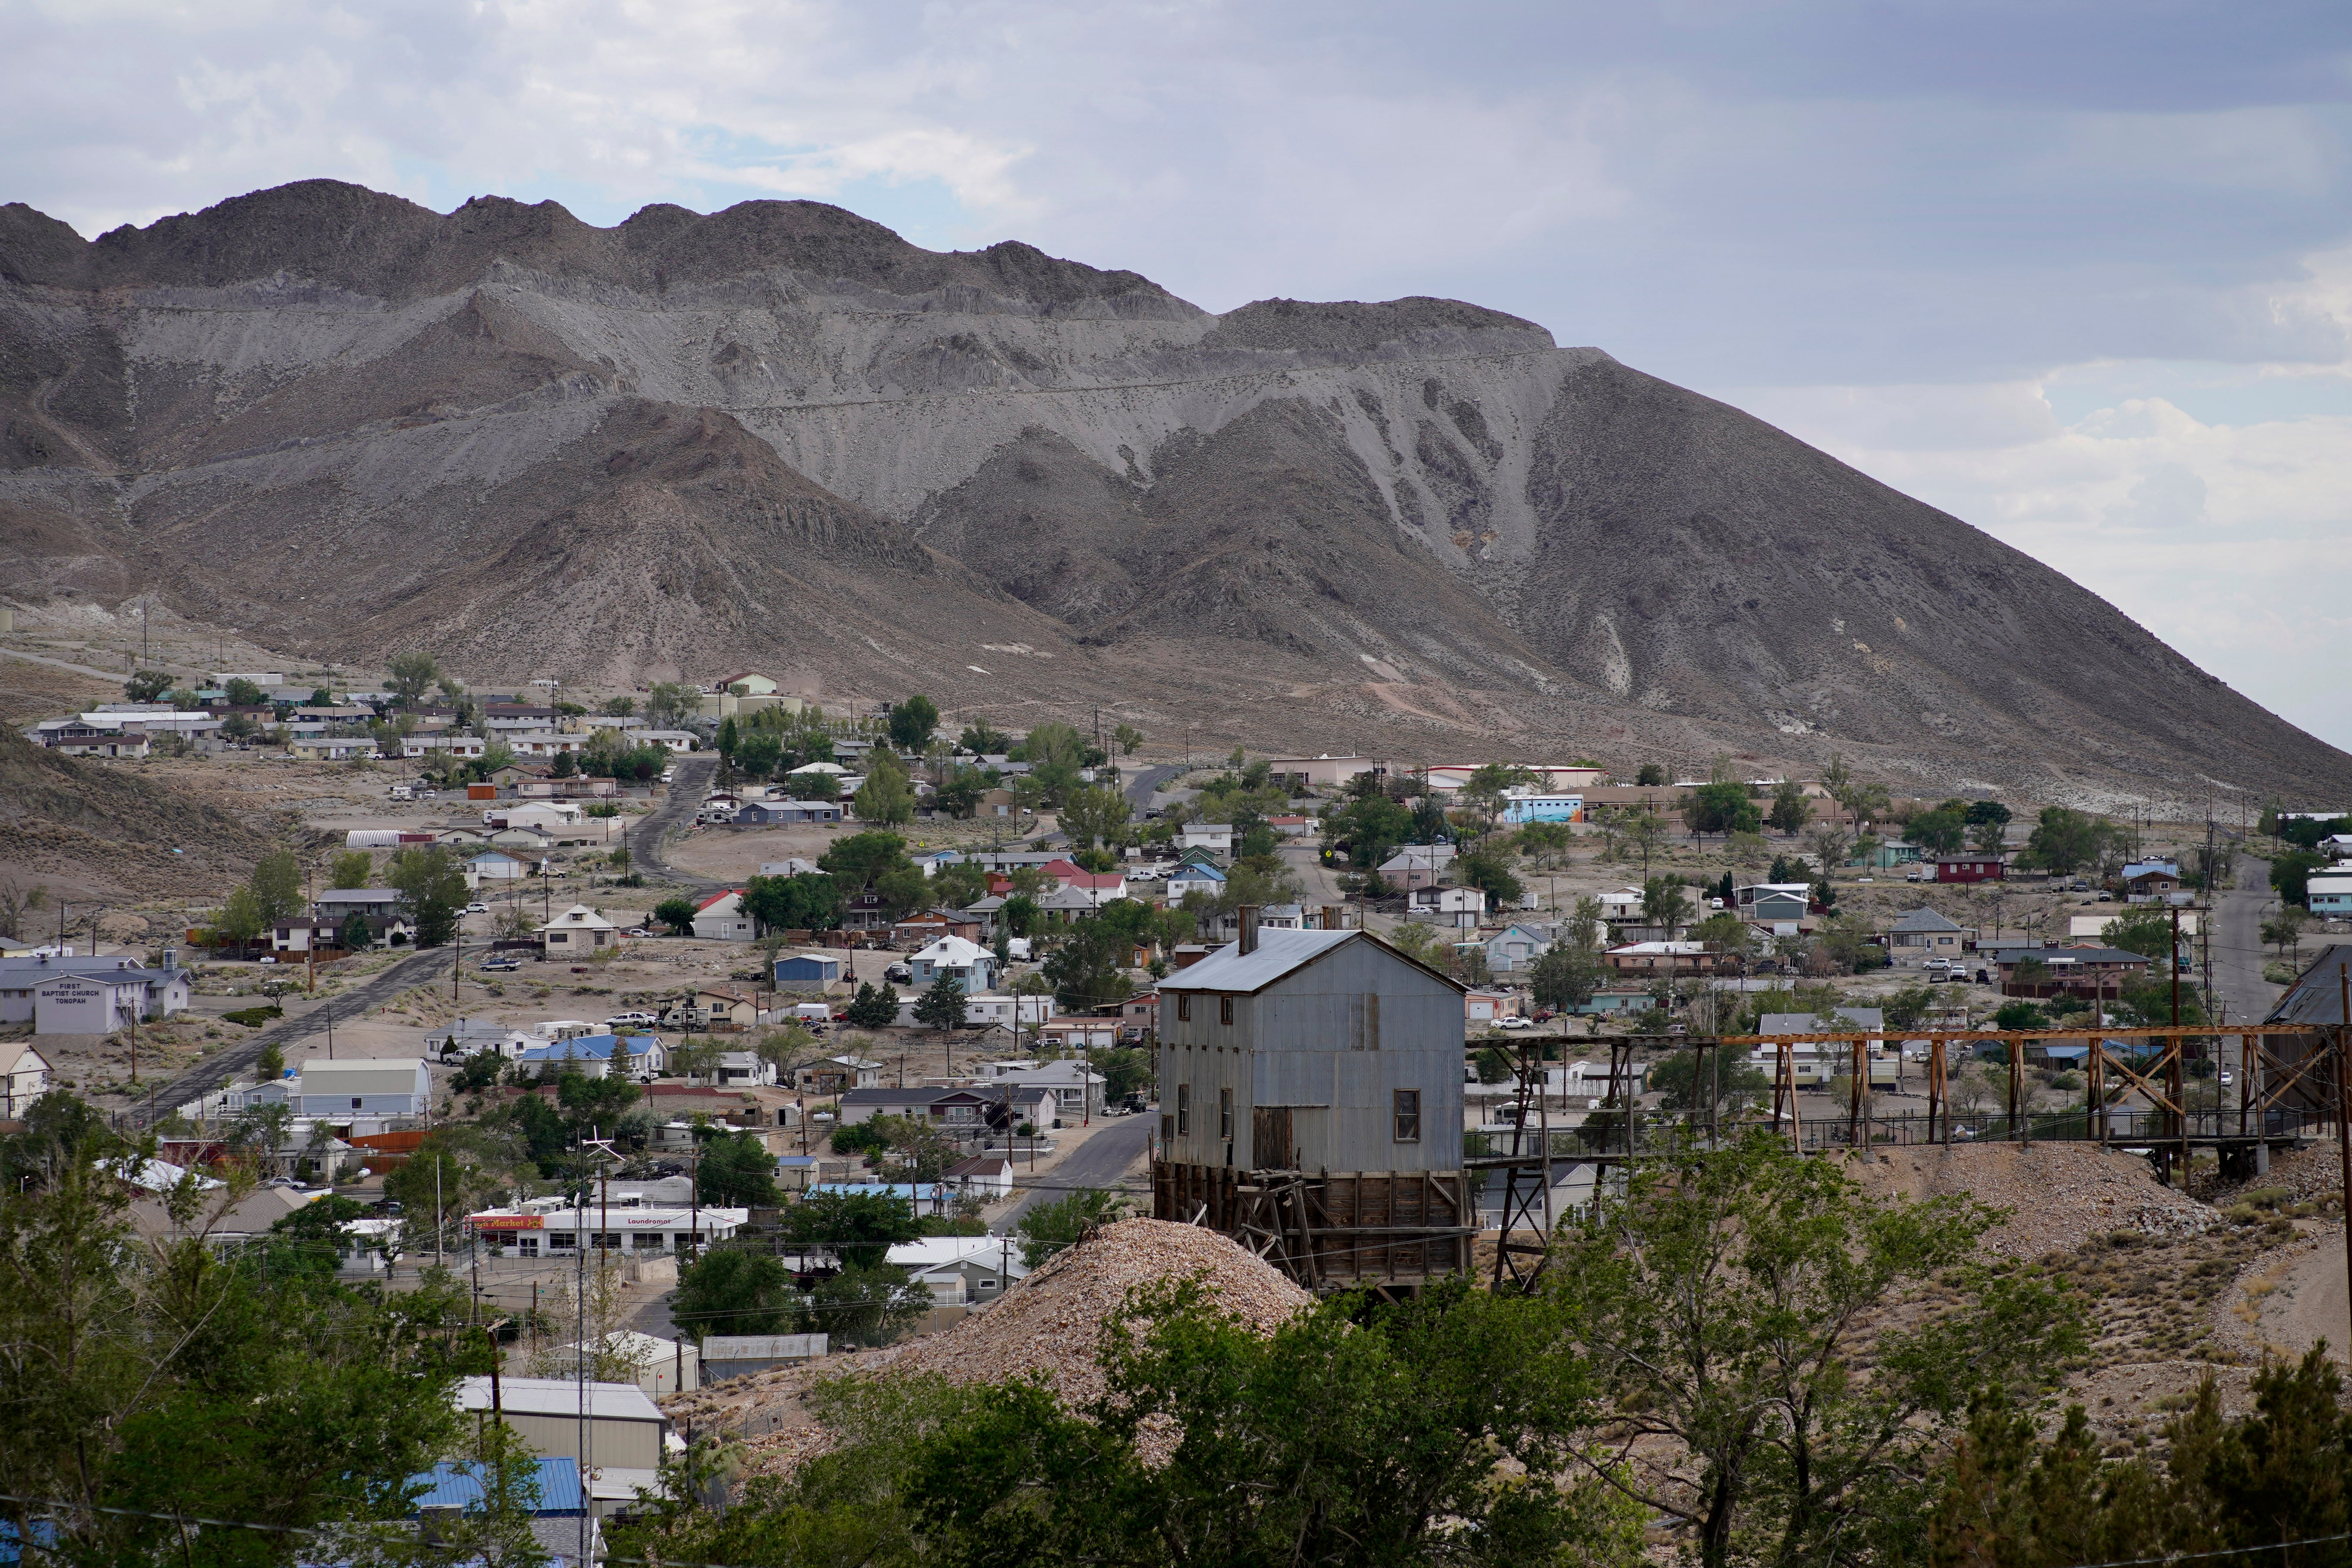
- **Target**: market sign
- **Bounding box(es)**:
[469,1214,545,1231]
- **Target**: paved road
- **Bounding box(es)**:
[1122,763,1183,809]
[993,1111,1156,1234]
[128,945,456,1127]
[2213,849,2284,1026]
[629,754,720,890]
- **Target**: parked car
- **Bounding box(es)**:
[1497,1015,1534,1031]
[605,1011,658,1028]
[464,902,490,914]
[1120,1094,1149,1115]
[885,963,913,984]
[481,957,521,973]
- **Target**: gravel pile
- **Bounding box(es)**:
[730,1219,1310,1478]
[2212,1142,2345,1206]
[893,1218,1311,1406]
[1844,1144,2218,1258]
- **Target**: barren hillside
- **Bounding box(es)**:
[2,179,2345,806]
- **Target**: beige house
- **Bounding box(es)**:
[2,1043,52,1115]
[539,904,618,956]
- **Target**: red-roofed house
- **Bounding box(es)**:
[692,889,755,941]
[1041,860,1127,904]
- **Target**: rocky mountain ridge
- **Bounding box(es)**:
[0,178,2341,810]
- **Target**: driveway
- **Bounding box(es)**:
[129,945,456,1128]
[992,1111,1156,1234]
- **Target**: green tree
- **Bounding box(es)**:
[1910,806,1968,856]
[934,765,990,819]
[1452,850,1523,908]
[1014,1188,1128,1268]
[387,844,468,946]
[913,970,967,1032]
[2101,905,2177,961]
[1059,784,1133,851]
[697,1129,781,1207]
[1085,1046,1154,1102]
[802,1263,931,1348]
[652,896,699,935]
[887,694,939,751]
[1635,762,1667,786]
[601,695,636,717]
[2021,806,2111,877]
[1682,780,1762,839]
[1642,874,1690,930]
[673,1248,797,1341]
[819,829,915,889]
[1041,919,1136,1011]
[1549,1131,2085,1568]
[328,849,376,890]
[779,1189,924,1269]
[222,676,267,707]
[999,892,1041,938]
[741,872,842,934]
[2271,848,2327,909]
[958,718,1011,756]
[1529,943,1607,1013]
[123,669,174,704]
[1648,1049,1772,1118]
[1459,762,1539,834]
[1769,780,1812,835]
[215,884,266,951]
[844,981,900,1029]
[643,681,699,727]
[1112,722,1143,756]
[248,848,304,925]
[386,649,440,706]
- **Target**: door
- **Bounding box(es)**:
[1252,1106,1295,1171]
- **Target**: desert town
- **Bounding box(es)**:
[8,615,2352,1559]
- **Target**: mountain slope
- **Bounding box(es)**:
[0,178,2342,808]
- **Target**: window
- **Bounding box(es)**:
[1219,996,1234,1026]
[1393,1089,1421,1143]
[1219,1087,1234,1140]
[549,1233,576,1250]
[351,1097,364,1110]
[1176,1084,1191,1135]
[1176,993,1191,1023]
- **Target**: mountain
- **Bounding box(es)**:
[0,178,2341,809]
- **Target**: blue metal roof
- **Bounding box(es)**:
[411,1457,584,1515]
[515,1033,657,1062]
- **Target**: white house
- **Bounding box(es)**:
[691,889,755,941]
[1164,862,1227,903]
[466,850,535,884]
[1482,924,1555,974]
[428,1016,541,1061]
[1,1043,52,1115]
[539,904,618,956]
[514,1034,668,1080]
[492,800,583,829]
[886,1235,1030,1305]
[1407,884,1488,929]
[297,1058,431,1118]
[1377,845,1456,890]
[963,993,1057,1030]
[909,935,998,993]
[1178,822,1234,853]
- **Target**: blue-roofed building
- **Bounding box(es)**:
[411,1457,585,1516]
[1164,861,1226,903]
[514,1033,667,1080]
[808,1180,957,1211]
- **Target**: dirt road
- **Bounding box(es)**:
[128,945,455,1127]
[2214,849,2284,1025]
[630,754,719,890]
[2256,1228,2352,1363]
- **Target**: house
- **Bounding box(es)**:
[314,887,406,925]
[893,909,982,946]
[0,953,193,1034]
[842,891,896,933]
[1040,860,1128,903]
[514,1034,668,1080]
[773,954,845,989]
[453,1376,670,1513]
[1749,1010,1889,1085]
[1604,941,1720,976]
[1570,987,1655,1017]
[691,889,755,942]
[1886,906,1974,957]
[1262,755,1387,790]
[495,800,584,829]
[975,787,1019,818]
[296,1058,431,1118]
[1407,884,1488,929]
[888,1235,1031,1304]
[537,1330,700,1398]
[710,1051,774,1087]
[1377,845,1456,890]
[539,904,619,955]
[269,916,333,954]
[684,988,759,1030]
[1032,1017,1119,1057]
[1735,883,1813,932]
[2122,861,2184,903]
[1463,990,1519,1027]
[1932,854,2006,884]
[975,1056,1107,1120]
[961,993,1056,1031]
[733,800,843,826]
[1121,992,1159,1039]
[1,1043,52,1115]
[796,1055,884,1093]
[488,824,560,852]
[1482,924,1554,975]
[760,858,824,878]
[1156,923,1466,1174]
[1848,840,1922,870]
[1163,861,1227,903]
[1594,886,1648,926]
[909,935,998,993]
[1178,822,1235,854]
[466,849,534,884]
[1036,884,1106,921]
[2308,872,2352,916]
[427,1016,541,1061]
[1989,943,2151,995]
[835,1086,1001,1130]
[941,1155,1015,1201]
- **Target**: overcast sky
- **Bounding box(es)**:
[14,1,2352,748]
